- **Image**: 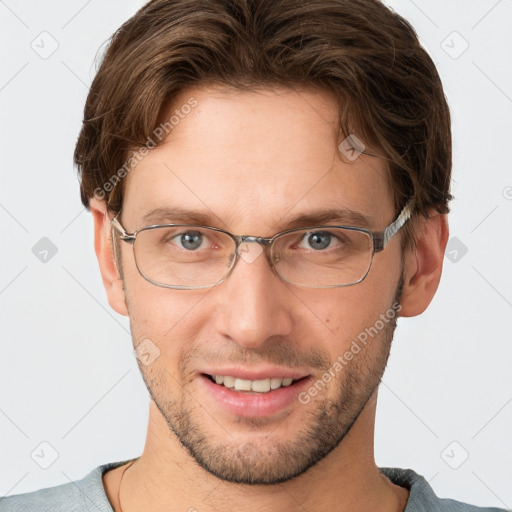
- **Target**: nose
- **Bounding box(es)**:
[212,241,293,349]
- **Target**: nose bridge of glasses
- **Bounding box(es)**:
[237,235,273,246]
[232,235,275,266]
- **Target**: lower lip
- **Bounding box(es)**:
[199,374,312,418]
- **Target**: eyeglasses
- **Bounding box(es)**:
[110,200,414,290]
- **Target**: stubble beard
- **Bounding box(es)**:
[134,273,404,485]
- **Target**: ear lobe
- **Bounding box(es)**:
[89,197,129,316]
[399,211,449,317]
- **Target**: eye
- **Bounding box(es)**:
[297,230,342,251]
[170,230,207,251]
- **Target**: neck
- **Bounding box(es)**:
[112,396,409,512]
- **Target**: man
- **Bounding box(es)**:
[1,0,507,511]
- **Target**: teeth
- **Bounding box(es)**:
[210,375,299,393]
[223,375,235,388]
[251,379,271,393]
[234,378,252,391]
[270,377,282,390]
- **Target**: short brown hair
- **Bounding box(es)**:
[74,0,452,250]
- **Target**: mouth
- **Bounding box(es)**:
[198,368,313,418]
[202,373,308,393]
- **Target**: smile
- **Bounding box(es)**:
[205,374,302,393]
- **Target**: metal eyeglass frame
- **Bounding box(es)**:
[110,199,415,290]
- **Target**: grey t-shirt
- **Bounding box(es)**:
[0,460,508,511]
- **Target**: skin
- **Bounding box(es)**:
[91,85,448,512]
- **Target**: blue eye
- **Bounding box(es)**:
[306,232,332,250]
[296,231,344,251]
[176,231,204,250]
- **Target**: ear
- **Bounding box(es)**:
[399,211,449,317]
[89,197,129,316]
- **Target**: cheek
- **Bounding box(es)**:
[121,250,198,333]
[310,282,399,355]
[324,299,381,341]
[124,273,209,357]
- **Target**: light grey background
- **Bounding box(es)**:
[1,0,511,507]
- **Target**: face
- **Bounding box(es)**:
[115,86,405,484]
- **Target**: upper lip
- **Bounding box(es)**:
[199,366,311,381]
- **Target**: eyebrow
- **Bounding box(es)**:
[140,207,374,231]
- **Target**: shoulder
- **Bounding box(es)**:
[0,478,90,512]
[380,467,510,512]
[0,459,134,512]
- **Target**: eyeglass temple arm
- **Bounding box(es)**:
[110,216,136,243]
[372,200,415,252]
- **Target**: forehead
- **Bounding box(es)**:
[122,86,393,232]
